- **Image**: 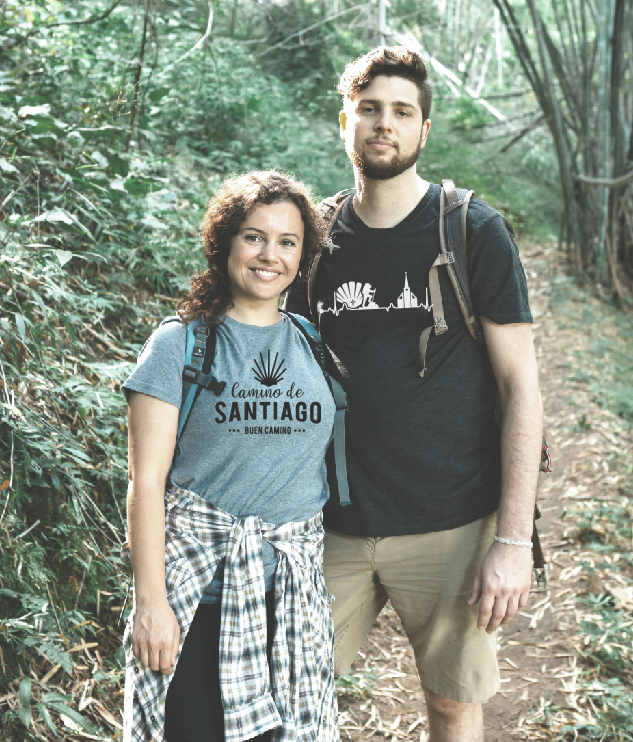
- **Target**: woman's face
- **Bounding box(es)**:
[227,201,304,310]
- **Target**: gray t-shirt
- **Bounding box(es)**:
[123,314,335,602]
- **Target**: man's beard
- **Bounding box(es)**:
[347,136,422,180]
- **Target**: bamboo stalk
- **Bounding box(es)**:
[578,0,591,266]
[525,0,578,250]
[594,0,615,283]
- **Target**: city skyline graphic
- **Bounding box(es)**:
[320,273,432,316]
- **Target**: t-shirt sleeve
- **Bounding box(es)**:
[122,320,186,408]
[468,211,533,324]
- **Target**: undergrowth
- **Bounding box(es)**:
[529,276,633,740]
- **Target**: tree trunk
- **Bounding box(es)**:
[125,0,150,153]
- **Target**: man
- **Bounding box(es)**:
[286,46,543,741]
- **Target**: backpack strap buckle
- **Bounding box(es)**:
[182,366,226,396]
[533,564,549,591]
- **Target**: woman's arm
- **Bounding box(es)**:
[127,391,181,675]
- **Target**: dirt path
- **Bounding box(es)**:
[336,242,633,741]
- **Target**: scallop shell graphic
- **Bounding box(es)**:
[335,282,365,309]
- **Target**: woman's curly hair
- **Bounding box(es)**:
[177,170,326,326]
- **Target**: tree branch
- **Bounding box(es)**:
[574,170,633,188]
[125,0,150,152]
[500,114,546,153]
[157,1,214,78]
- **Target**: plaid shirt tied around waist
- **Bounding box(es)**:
[123,486,339,742]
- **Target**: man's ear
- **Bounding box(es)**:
[339,110,347,141]
[420,119,432,150]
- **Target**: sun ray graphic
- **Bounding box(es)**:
[252,350,287,386]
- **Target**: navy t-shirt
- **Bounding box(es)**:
[285,183,532,537]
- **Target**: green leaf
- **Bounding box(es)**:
[55,250,73,267]
[124,177,155,196]
[107,153,129,177]
[27,117,62,135]
[38,642,74,674]
[149,86,170,103]
[0,157,19,174]
[33,207,93,239]
[41,692,71,704]
[17,103,51,117]
[46,703,98,734]
[14,313,27,344]
[19,678,32,709]
[37,703,59,736]
[17,705,32,728]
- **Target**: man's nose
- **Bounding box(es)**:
[374,109,393,132]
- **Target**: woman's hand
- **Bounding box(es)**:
[132,599,181,675]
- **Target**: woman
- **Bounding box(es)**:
[121,171,340,742]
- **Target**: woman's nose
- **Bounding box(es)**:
[258,240,277,261]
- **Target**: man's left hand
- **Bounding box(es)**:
[468,542,532,633]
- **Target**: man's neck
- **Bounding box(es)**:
[353,168,430,229]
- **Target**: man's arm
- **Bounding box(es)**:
[468,317,543,633]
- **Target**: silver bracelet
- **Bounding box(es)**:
[493,535,533,548]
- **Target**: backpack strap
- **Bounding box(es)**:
[281,310,351,507]
[177,318,226,447]
[417,181,480,376]
[440,179,481,342]
[309,191,353,327]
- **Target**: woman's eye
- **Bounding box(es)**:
[244,234,261,242]
[281,240,297,248]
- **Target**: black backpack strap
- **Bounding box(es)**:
[281,310,351,507]
[309,191,353,327]
[177,321,226,450]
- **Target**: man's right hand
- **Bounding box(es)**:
[131,599,180,675]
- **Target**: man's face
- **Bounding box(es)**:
[340,75,431,180]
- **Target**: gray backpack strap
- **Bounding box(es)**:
[441,179,481,342]
[418,180,480,376]
[418,251,454,377]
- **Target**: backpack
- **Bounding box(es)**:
[308,179,551,588]
[164,312,351,506]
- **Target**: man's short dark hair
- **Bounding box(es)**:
[338,46,433,121]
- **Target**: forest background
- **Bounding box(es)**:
[0,0,632,739]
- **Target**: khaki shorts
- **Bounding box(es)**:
[323,513,500,704]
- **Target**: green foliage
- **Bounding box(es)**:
[422,106,561,238]
[335,666,379,700]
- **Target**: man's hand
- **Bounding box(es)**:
[131,599,180,675]
[468,541,532,633]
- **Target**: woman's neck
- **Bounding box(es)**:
[225,300,282,327]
